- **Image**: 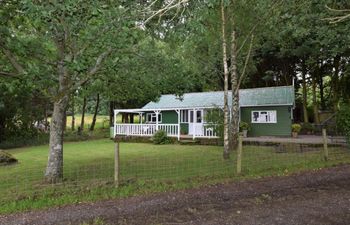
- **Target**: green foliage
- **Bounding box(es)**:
[239,121,250,131]
[0,79,49,143]
[0,133,48,150]
[291,124,302,133]
[152,130,173,145]
[336,104,350,143]
[301,122,314,134]
[205,108,224,140]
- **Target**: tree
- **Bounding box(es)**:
[0,1,146,182]
[220,1,230,159]
[90,94,100,132]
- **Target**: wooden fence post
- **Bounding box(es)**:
[237,134,243,175]
[322,129,328,161]
[114,141,120,187]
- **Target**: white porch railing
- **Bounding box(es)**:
[192,123,218,138]
[115,124,179,137]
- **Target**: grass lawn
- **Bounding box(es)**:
[0,139,349,214]
[63,114,110,130]
[64,114,138,130]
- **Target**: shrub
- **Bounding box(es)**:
[0,150,18,165]
[337,104,350,143]
[291,123,302,133]
[152,130,173,145]
[301,122,314,134]
[239,121,250,131]
[0,133,49,149]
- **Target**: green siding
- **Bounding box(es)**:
[161,111,177,123]
[161,111,189,134]
[180,123,189,134]
[240,106,292,137]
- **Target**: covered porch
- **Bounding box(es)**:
[113,108,218,140]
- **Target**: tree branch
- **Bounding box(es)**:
[325,5,350,13]
[0,71,18,78]
[235,35,254,95]
[144,0,190,24]
[324,5,350,23]
[72,47,113,90]
[237,0,283,55]
[0,44,25,74]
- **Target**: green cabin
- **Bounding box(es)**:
[114,86,295,139]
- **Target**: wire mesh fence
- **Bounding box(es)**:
[0,137,349,209]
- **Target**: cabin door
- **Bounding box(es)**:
[188,110,203,136]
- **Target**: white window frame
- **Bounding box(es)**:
[188,110,204,124]
[180,110,189,123]
[146,113,162,123]
[196,110,203,123]
[251,110,277,123]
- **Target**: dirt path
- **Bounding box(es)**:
[1,165,350,225]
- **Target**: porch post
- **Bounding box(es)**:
[175,109,180,141]
[155,110,160,131]
[114,110,118,138]
[193,108,197,140]
[139,112,143,136]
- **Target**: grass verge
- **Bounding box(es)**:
[0,139,349,214]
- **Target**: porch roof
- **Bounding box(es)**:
[141,86,294,110]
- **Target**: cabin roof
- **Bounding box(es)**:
[142,86,295,110]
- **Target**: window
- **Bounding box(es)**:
[188,110,203,123]
[196,110,202,123]
[180,110,189,123]
[251,111,277,123]
[189,110,194,123]
[146,113,162,123]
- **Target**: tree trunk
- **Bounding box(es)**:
[80,97,87,133]
[45,38,69,182]
[45,97,69,182]
[109,101,114,127]
[229,24,239,151]
[63,111,67,131]
[221,1,230,159]
[332,56,341,112]
[71,95,75,131]
[90,94,100,131]
[44,105,49,131]
[0,117,5,143]
[301,61,309,123]
[125,114,129,123]
[312,74,320,124]
[319,72,325,110]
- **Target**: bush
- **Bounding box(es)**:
[0,150,18,165]
[337,104,350,143]
[291,123,302,133]
[152,130,173,145]
[239,121,250,131]
[0,133,49,149]
[301,122,314,134]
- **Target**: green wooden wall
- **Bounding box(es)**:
[240,106,292,136]
[159,111,189,134]
[154,106,291,137]
[161,111,177,123]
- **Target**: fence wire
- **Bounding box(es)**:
[0,140,349,207]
